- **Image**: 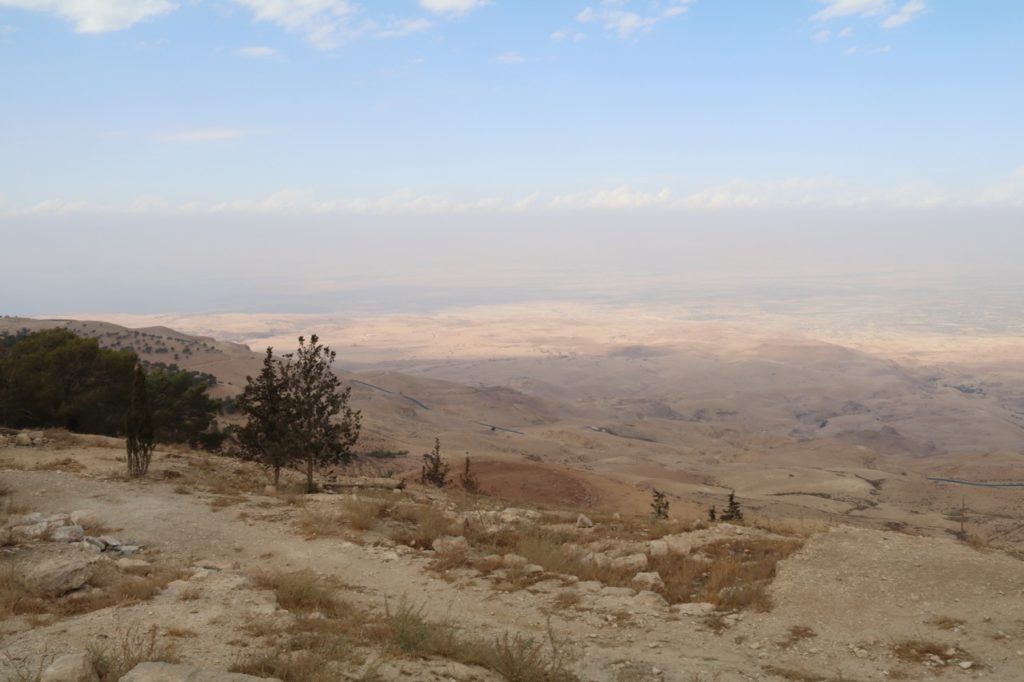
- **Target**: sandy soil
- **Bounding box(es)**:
[2,443,1023,681]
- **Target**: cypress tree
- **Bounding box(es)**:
[125,364,154,477]
[721,491,744,522]
[421,437,449,488]
[651,489,669,520]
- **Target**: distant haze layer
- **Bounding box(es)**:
[3,208,1023,315]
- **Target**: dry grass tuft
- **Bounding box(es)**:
[553,590,581,610]
[779,625,817,649]
[88,623,178,681]
[298,509,347,539]
[30,457,85,473]
[927,615,966,631]
[344,497,392,531]
[254,570,347,617]
[379,598,579,681]
[387,503,452,549]
[891,639,977,667]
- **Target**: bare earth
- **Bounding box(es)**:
[2,443,1023,681]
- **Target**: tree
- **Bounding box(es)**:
[237,336,361,492]
[286,335,361,493]
[720,491,743,522]
[651,489,669,520]
[145,363,222,448]
[708,504,717,522]
[421,437,449,488]
[0,328,134,434]
[237,348,292,488]
[125,364,154,477]
[459,455,479,493]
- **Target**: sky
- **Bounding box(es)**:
[1,0,1022,314]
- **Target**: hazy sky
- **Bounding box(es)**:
[1,1,1021,314]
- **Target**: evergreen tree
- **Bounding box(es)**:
[286,335,361,493]
[708,504,717,522]
[237,348,292,488]
[125,364,154,477]
[237,336,361,492]
[720,491,744,522]
[421,437,450,488]
[459,455,479,493]
[651,489,669,520]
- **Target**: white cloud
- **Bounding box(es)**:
[158,128,247,142]
[577,0,694,39]
[497,51,525,64]
[812,0,890,22]
[0,23,19,35]
[233,0,363,49]
[838,27,854,38]
[0,0,176,33]
[374,17,432,39]
[11,169,1024,219]
[881,0,925,28]
[418,0,488,17]
[845,44,891,56]
[550,28,586,42]
[235,45,278,58]
[813,29,831,43]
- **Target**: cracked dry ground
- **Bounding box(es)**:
[2,444,1023,681]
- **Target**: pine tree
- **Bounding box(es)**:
[237,348,292,488]
[283,335,361,493]
[459,455,479,493]
[720,491,743,522]
[651,489,669,520]
[421,437,449,488]
[708,504,717,522]
[237,336,361,493]
[125,364,154,477]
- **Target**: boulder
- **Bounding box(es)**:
[15,433,32,447]
[576,514,594,529]
[663,534,694,556]
[51,525,85,543]
[70,510,101,528]
[97,536,122,549]
[647,540,669,558]
[40,652,98,682]
[26,554,100,596]
[610,553,648,572]
[523,564,545,576]
[432,535,469,555]
[498,508,541,524]
[581,552,610,569]
[673,602,715,616]
[635,590,669,608]
[116,558,152,575]
[502,553,528,568]
[119,662,278,681]
[6,512,45,527]
[11,522,51,542]
[631,571,665,593]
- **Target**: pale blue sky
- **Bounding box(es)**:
[0,1,1022,313]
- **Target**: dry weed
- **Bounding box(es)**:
[778,625,817,649]
[927,616,966,631]
[88,623,178,681]
[254,570,347,617]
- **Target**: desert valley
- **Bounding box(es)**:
[2,302,1023,681]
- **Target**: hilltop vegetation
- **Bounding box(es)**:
[0,329,224,448]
